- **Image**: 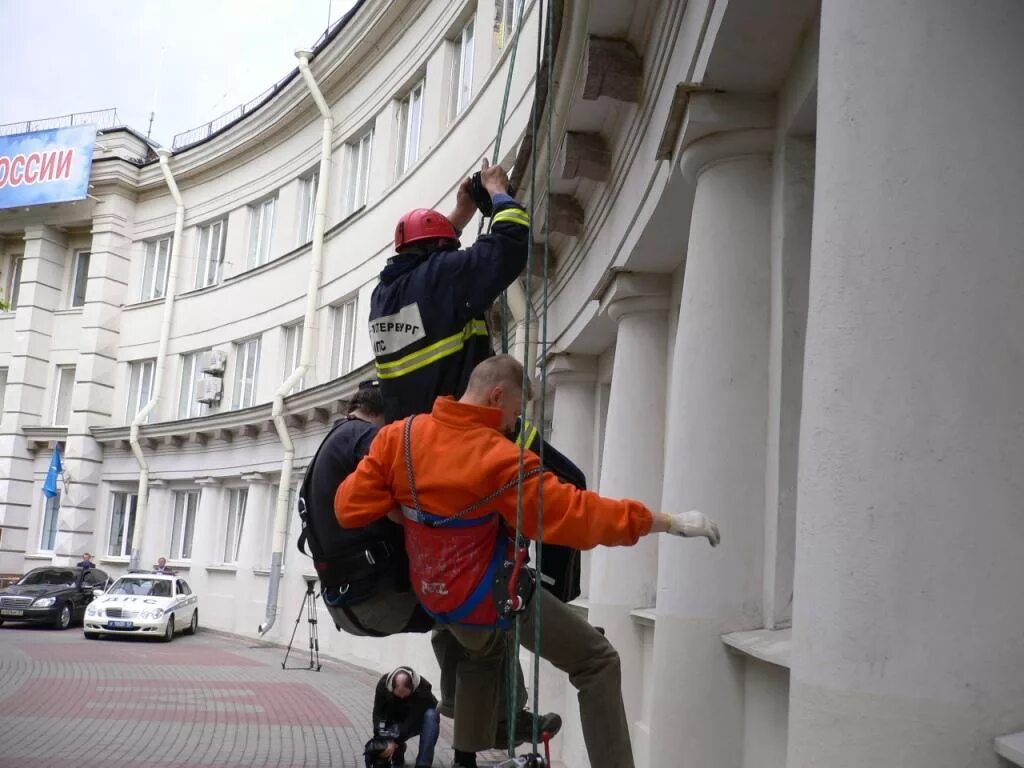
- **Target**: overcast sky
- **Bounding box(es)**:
[0,0,359,146]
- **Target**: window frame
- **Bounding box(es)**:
[224,487,248,564]
[395,81,425,178]
[246,196,277,270]
[170,489,200,561]
[297,173,319,245]
[448,17,476,123]
[195,219,227,289]
[343,131,373,216]
[69,250,91,308]
[232,337,261,409]
[39,491,61,552]
[107,492,138,558]
[126,358,157,424]
[0,367,7,413]
[141,236,172,302]
[178,350,211,420]
[282,321,305,394]
[5,254,23,310]
[331,298,358,378]
[495,0,521,51]
[52,365,76,427]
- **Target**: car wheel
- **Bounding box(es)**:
[184,610,198,636]
[84,632,99,640]
[55,603,73,630]
[162,615,175,642]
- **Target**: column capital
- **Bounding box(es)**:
[544,353,598,388]
[596,270,670,322]
[679,128,774,182]
[23,224,68,246]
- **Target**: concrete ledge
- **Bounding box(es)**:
[629,607,656,628]
[205,564,238,573]
[721,627,792,669]
[995,731,1024,766]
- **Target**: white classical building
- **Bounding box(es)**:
[2,1,1023,767]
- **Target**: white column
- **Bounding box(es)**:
[57,201,133,563]
[649,131,774,768]
[587,273,669,748]
[546,353,598,486]
[0,225,66,569]
[538,353,598,767]
[788,3,1024,766]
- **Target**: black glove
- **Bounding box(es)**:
[469,171,494,217]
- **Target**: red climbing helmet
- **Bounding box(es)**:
[394,208,459,251]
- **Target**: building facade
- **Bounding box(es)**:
[2,1,1023,767]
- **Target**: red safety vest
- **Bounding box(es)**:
[399,416,540,628]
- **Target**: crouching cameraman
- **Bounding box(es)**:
[367,666,440,768]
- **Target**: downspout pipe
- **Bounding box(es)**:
[129,148,183,571]
[259,49,333,635]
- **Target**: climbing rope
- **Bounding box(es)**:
[474,0,556,757]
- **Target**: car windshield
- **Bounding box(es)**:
[18,569,77,587]
[107,578,172,598]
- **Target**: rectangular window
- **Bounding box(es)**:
[396,81,424,177]
[170,490,200,560]
[297,173,318,244]
[178,351,211,420]
[232,337,261,409]
[448,18,475,123]
[331,298,357,377]
[495,0,521,50]
[343,131,373,215]
[0,367,7,413]
[70,251,90,307]
[39,491,61,552]
[141,237,171,301]
[224,488,248,563]
[52,365,76,426]
[282,322,304,393]
[5,254,23,310]
[247,197,276,270]
[195,220,226,288]
[108,492,138,557]
[126,359,156,424]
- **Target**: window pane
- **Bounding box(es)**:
[108,494,125,555]
[8,255,23,310]
[407,85,423,169]
[40,491,61,551]
[358,133,372,208]
[53,366,75,426]
[182,492,199,559]
[0,367,7,412]
[332,299,357,377]
[71,252,90,307]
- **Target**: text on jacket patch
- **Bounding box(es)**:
[369,302,426,355]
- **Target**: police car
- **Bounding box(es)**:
[83,571,198,642]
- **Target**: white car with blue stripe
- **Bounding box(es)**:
[83,572,199,641]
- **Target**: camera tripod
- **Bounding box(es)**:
[282,577,321,671]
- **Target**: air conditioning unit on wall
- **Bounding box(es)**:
[196,376,223,405]
[201,349,227,376]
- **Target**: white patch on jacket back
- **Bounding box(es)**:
[370,303,426,355]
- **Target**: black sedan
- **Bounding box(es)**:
[0,566,110,630]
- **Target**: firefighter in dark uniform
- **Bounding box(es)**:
[367,159,578,766]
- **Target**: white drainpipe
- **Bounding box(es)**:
[259,49,333,635]
[129,148,183,571]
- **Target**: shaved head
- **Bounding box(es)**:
[461,355,532,432]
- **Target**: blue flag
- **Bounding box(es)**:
[43,445,62,498]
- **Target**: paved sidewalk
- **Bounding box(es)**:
[0,624,509,768]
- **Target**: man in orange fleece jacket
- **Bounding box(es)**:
[337,355,720,768]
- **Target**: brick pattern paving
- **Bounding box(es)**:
[0,624,512,768]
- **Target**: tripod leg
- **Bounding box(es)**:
[282,589,308,669]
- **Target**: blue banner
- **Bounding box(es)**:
[43,445,62,498]
[0,126,96,210]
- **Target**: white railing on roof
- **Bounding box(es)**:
[0,108,120,138]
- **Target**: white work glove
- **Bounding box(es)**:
[667,510,721,547]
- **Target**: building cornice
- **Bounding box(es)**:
[90,362,373,450]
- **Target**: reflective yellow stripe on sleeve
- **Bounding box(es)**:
[516,420,539,451]
[374,319,490,380]
[491,208,530,228]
